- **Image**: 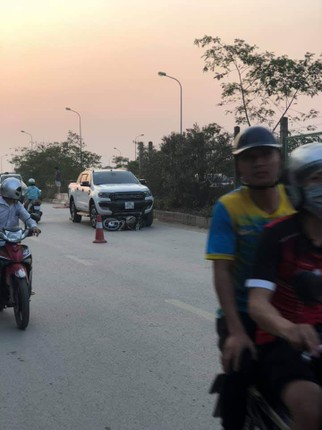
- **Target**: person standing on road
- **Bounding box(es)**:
[54,167,61,195]
[205,126,295,429]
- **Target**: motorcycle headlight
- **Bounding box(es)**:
[22,247,30,258]
[98,192,111,199]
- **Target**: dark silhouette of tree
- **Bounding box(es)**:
[9,131,101,198]
[194,36,322,131]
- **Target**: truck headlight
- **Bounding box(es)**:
[144,190,152,197]
[98,192,111,198]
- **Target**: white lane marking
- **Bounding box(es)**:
[165,299,214,321]
[65,255,93,266]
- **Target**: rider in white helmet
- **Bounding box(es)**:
[0,177,41,236]
[248,142,322,430]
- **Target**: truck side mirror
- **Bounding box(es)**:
[80,181,90,187]
[139,179,146,185]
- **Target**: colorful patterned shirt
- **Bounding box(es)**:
[206,184,295,316]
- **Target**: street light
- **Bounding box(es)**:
[158,71,182,134]
[133,133,144,160]
[20,130,34,149]
[1,154,8,172]
[113,147,121,156]
[65,107,83,167]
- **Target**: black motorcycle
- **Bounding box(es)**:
[27,199,43,222]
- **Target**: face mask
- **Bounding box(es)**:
[304,184,322,218]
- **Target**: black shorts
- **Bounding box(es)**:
[256,338,322,406]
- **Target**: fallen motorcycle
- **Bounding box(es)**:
[0,227,34,330]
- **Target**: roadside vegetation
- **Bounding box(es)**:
[8,37,322,216]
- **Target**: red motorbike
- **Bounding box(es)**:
[0,227,33,330]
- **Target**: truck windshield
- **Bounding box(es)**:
[93,171,139,185]
[0,174,22,182]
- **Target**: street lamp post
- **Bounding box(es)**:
[20,130,34,149]
[65,107,83,167]
[1,154,8,172]
[113,147,121,157]
[133,134,144,160]
[158,71,182,135]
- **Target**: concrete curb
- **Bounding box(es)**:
[154,210,210,229]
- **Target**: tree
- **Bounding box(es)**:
[112,155,129,169]
[134,124,233,211]
[10,131,101,197]
[194,36,322,131]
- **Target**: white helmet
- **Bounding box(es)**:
[287,142,322,216]
[28,178,35,185]
[1,177,23,200]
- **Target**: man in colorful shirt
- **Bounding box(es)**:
[206,126,295,429]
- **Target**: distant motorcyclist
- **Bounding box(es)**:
[24,178,42,210]
[0,177,40,311]
[0,178,41,237]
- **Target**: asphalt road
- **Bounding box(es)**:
[0,203,222,430]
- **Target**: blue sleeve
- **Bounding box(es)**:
[206,200,236,259]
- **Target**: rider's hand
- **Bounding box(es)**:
[31,227,41,236]
[222,333,257,373]
[281,323,321,356]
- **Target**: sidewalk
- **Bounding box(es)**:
[52,193,69,207]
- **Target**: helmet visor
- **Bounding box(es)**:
[233,142,281,156]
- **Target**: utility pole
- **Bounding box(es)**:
[138,142,144,176]
[280,117,289,161]
[234,126,240,188]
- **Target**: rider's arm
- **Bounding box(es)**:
[249,285,320,353]
[249,288,295,337]
[214,259,246,336]
[247,223,290,336]
[207,200,255,371]
[207,200,243,333]
[247,222,320,353]
[16,201,38,229]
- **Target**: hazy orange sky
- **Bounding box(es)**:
[1,0,321,170]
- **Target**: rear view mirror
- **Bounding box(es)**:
[139,179,147,185]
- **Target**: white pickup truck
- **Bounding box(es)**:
[68,168,154,229]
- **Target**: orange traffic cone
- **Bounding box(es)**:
[93,214,107,243]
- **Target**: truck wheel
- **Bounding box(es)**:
[90,203,98,228]
[144,210,154,227]
[70,200,82,223]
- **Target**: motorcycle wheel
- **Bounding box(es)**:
[14,278,30,330]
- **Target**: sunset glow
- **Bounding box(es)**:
[1,0,321,169]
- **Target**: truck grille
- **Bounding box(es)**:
[110,192,145,201]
